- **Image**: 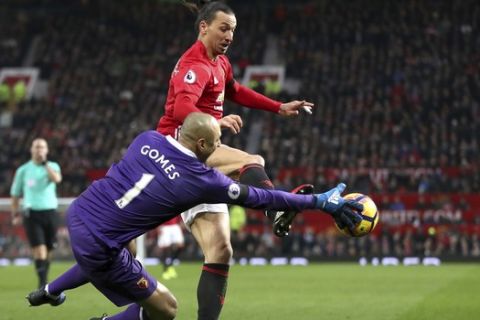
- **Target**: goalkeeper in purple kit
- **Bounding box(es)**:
[26,113,362,320]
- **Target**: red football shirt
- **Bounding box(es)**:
[162,215,181,226]
[157,40,281,137]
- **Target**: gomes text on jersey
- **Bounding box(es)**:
[106,131,243,212]
[72,131,315,249]
[139,144,180,180]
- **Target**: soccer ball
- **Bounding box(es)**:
[336,193,379,237]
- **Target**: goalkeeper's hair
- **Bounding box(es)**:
[181,0,234,32]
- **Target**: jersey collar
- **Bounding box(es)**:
[195,40,218,64]
[166,135,197,159]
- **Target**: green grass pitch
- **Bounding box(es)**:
[1,262,479,319]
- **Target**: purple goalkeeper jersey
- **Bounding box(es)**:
[71,131,315,249]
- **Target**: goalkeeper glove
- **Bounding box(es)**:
[315,183,363,231]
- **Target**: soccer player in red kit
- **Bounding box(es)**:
[157,2,314,319]
[156,216,184,280]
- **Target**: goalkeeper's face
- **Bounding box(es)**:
[30,138,49,162]
[196,118,222,162]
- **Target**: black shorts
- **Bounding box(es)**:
[23,209,59,250]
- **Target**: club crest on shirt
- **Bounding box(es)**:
[136,277,149,289]
[228,183,241,200]
[184,70,196,84]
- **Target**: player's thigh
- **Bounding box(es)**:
[140,281,177,320]
[190,212,232,263]
[206,144,264,177]
[85,248,159,307]
[181,203,228,230]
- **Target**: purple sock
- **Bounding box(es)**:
[107,304,143,320]
[48,264,89,295]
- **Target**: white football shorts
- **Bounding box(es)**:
[157,224,185,247]
[180,203,229,231]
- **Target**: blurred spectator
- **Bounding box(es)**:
[229,205,247,236]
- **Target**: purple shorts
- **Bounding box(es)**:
[67,209,157,306]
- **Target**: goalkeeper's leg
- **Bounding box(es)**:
[26,263,88,306]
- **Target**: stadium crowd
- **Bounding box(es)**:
[259,0,479,194]
[1,0,479,260]
[3,211,480,261]
[1,0,265,196]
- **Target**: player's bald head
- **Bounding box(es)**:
[181,112,220,141]
[179,112,221,162]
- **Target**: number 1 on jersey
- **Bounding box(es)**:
[115,173,154,209]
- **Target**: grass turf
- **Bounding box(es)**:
[0,262,479,320]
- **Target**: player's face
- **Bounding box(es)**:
[31,139,48,162]
[197,120,222,162]
[201,11,236,57]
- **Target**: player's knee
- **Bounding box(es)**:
[246,154,265,167]
[149,289,178,320]
[164,294,178,319]
[212,240,233,263]
[31,245,48,260]
[204,238,233,264]
[161,296,178,320]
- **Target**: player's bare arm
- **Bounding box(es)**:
[225,80,313,116]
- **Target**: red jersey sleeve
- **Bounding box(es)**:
[171,93,202,122]
[223,56,280,113]
[171,63,211,122]
[225,80,281,113]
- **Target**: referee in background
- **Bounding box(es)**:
[10,138,62,288]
